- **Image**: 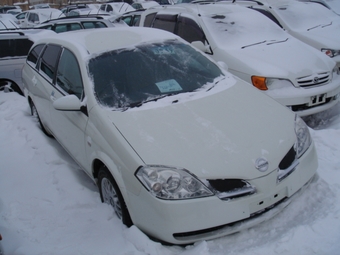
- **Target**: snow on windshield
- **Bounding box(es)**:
[272,2,339,30]
[202,8,288,49]
[88,40,226,109]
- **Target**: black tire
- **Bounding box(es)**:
[0,80,23,96]
[29,100,53,138]
[98,166,133,227]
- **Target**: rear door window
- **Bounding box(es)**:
[56,48,83,98]
[39,44,62,82]
[27,44,45,67]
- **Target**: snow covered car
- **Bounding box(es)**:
[298,0,340,15]
[139,3,340,116]
[19,8,65,28]
[34,16,115,33]
[234,0,340,71]
[22,27,318,245]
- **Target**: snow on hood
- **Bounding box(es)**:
[271,1,340,31]
[102,79,296,180]
[222,37,335,79]
[201,5,288,50]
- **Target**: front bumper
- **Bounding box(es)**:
[128,142,318,245]
[266,75,340,116]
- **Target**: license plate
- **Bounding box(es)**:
[308,94,326,106]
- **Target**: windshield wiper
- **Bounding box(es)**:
[241,38,288,49]
[241,40,267,49]
[206,76,226,91]
[266,38,288,45]
[127,94,176,109]
[307,22,332,31]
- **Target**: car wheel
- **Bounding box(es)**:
[29,100,53,138]
[0,80,23,96]
[98,166,133,227]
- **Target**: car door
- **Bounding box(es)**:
[49,47,88,169]
[33,44,62,130]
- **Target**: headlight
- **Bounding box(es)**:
[321,48,340,58]
[251,76,293,90]
[294,115,312,158]
[135,165,214,200]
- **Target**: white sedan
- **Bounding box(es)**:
[22,27,317,245]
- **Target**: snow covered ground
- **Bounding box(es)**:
[0,91,340,255]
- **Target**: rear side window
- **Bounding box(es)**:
[54,23,82,33]
[0,38,33,58]
[153,14,177,33]
[27,44,45,66]
[56,48,83,98]
[82,21,107,29]
[39,44,62,82]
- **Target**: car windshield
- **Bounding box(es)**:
[88,40,223,109]
[272,2,339,31]
[201,8,288,49]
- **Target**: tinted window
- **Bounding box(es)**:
[39,44,62,81]
[153,14,177,33]
[27,44,45,66]
[100,5,106,11]
[143,13,157,27]
[56,48,83,98]
[177,16,205,43]
[0,38,33,58]
[107,5,113,12]
[28,13,39,22]
[89,40,223,108]
[82,21,107,29]
[54,23,82,33]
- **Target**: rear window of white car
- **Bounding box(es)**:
[0,38,33,58]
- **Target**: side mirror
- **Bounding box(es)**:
[53,95,81,111]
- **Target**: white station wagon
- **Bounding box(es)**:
[139,3,340,116]
[23,27,317,244]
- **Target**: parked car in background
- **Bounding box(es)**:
[35,16,116,33]
[230,0,340,71]
[15,11,27,26]
[99,2,135,15]
[6,8,22,15]
[19,8,65,28]
[139,3,340,116]
[0,14,19,29]
[30,3,51,9]
[23,26,317,245]
[298,0,340,15]
[0,5,21,14]
[67,8,108,17]
[131,1,159,10]
[115,10,144,26]
[0,30,54,95]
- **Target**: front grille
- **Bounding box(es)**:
[207,179,256,200]
[296,72,330,87]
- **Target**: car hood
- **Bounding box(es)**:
[105,82,296,180]
[291,24,340,50]
[219,38,334,78]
